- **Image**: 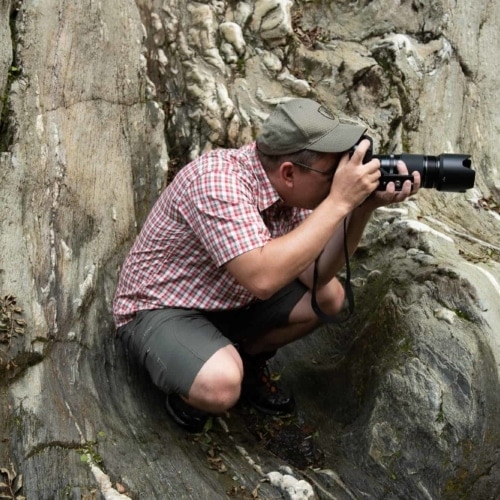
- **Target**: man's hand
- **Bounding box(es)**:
[328,139,382,212]
[360,159,421,211]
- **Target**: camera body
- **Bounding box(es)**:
[354,135,475,192]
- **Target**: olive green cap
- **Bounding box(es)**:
[256,98,366,155]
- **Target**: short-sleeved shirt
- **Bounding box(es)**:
[112,142,311,328]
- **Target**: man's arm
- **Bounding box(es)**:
[225,140,382,299]
[297,204,373,290]
[225,145,420,300]
[299,160,421,290]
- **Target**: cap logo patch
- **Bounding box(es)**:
[318,105,335,120]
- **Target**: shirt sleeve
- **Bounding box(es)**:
[178,169,272,267]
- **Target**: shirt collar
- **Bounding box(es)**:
[244,142,282,212]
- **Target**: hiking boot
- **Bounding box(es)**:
[165,393,209,433]
[240,351,295,416]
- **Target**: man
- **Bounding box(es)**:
[113,98,420,432]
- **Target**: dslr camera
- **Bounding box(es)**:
[353,135,475,192]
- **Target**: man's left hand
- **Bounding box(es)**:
[362,160,420,210]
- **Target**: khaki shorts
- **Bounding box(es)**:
[117,280,307,396]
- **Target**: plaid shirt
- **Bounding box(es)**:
[113,142,310,328]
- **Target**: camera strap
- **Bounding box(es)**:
[311,217,354,323]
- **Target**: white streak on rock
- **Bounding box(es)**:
[235,444,265,476]
[220,22,246,55]
[187,3,226,72]
[60,239,72,261]
[252,0,293,43]
[78,264,96,305]
[267,471,315,500]
[90,463,131,499]
[434,308,456,324]
[401,220,455,243]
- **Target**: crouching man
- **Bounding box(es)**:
[113,98,420,432]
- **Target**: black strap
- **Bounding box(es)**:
[311,217,355,323]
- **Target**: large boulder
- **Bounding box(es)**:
[1,0,498,497]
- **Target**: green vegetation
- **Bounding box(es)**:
[78,441,103,466]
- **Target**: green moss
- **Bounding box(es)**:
[443,468,469,498]
[235,56,246,78]
[78,441,103,466]
[338,266,419,413]
[453,308,472,321]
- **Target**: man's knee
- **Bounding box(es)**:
[312,278,346,316]
[188,345,243,412]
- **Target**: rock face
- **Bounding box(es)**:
[0,0,499,498]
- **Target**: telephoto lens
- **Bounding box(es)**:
[352,135,476,192]
[374,154,475,192]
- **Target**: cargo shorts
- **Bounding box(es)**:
[117,280,308,397]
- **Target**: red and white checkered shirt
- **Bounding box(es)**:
[113,142,310,328]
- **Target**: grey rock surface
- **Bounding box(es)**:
[0,0,12,124]
[0,0,499,498]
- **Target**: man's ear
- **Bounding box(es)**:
[279,161,295,187]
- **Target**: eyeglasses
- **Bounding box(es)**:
[291,160,337,178]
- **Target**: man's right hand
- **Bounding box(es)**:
[328,138,381,211]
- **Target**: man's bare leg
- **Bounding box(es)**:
[181,277,345,413]
[185,344,243,412]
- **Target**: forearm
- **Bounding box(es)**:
[226,141,387,298]
[301,164,420,290]
[299,204,374,289]
[225,196,352,299]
